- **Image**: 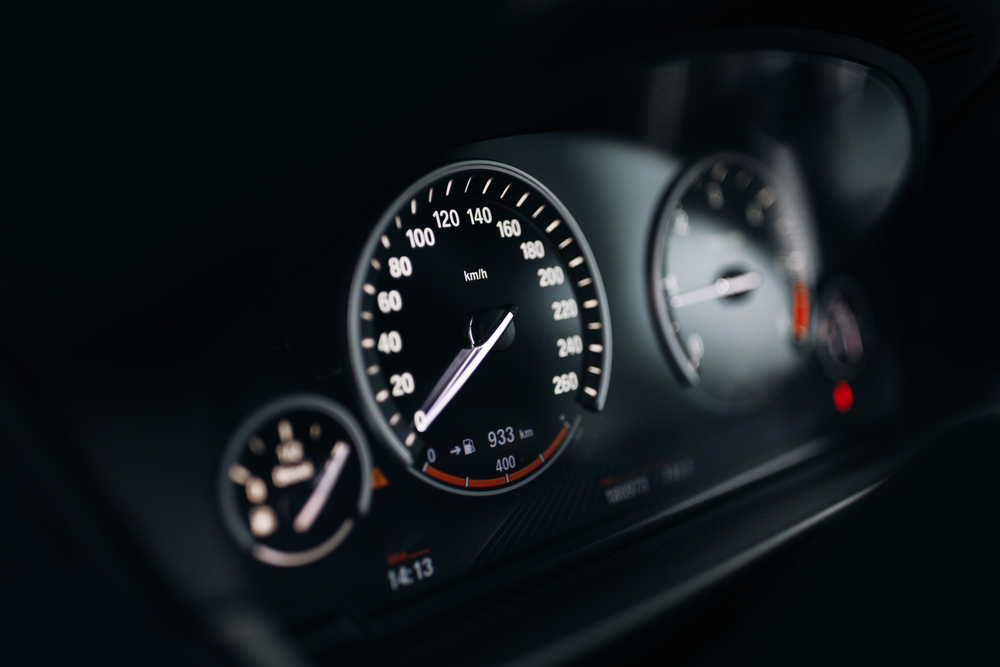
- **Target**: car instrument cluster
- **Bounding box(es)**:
[211,49,916,635]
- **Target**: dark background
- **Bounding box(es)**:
[3,1,1000,664]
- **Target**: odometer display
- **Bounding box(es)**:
[349,161,611,494]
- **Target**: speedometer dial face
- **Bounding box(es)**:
[349,161,611,495]
[651,153,817,412]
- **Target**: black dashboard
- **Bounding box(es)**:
[3,2,1000,665]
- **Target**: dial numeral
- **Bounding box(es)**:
[537,266,565,287]
[377,290,403,313]
[377,331,403,354]
[496,455,516,472]
[497,219,522,238]
[557,335,583,357]
[405,228,436,248]
[551,299,578,320]
[388,256,412,278]
[432,209,460,228]
[390,372,415,397]
[520,240,545,259]
[552,372,579,395]
[466,207,492,224]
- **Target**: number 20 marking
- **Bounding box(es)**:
[390,372,415,397]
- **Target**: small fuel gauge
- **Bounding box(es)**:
[219,395,373,567]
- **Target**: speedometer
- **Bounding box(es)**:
[349,161,611,495]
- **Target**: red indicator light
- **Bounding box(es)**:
[833,380,853,413]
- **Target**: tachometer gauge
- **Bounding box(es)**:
[349,161,611,495]
[651,153,817,412]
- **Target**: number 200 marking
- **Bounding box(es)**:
[537,266,564,287]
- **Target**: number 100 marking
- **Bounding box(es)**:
[405,228,436,248]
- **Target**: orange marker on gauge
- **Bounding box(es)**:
[792,282,810,342]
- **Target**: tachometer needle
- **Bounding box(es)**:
[414,305,517,433]
[669,271,762,308]
[293,441,351,534]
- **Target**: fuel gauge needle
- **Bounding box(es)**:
[414,305,516,433]
[669,271,762,308]
[293,441,351,533]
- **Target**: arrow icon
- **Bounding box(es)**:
[450,446,462,455]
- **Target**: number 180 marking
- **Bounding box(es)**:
[520,240,545,259]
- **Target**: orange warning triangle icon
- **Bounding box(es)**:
[371,467,389,489]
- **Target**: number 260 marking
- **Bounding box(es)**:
[552,372,579,395]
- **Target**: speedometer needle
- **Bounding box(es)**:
[414,305,517,433]
[669,271,762,309]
